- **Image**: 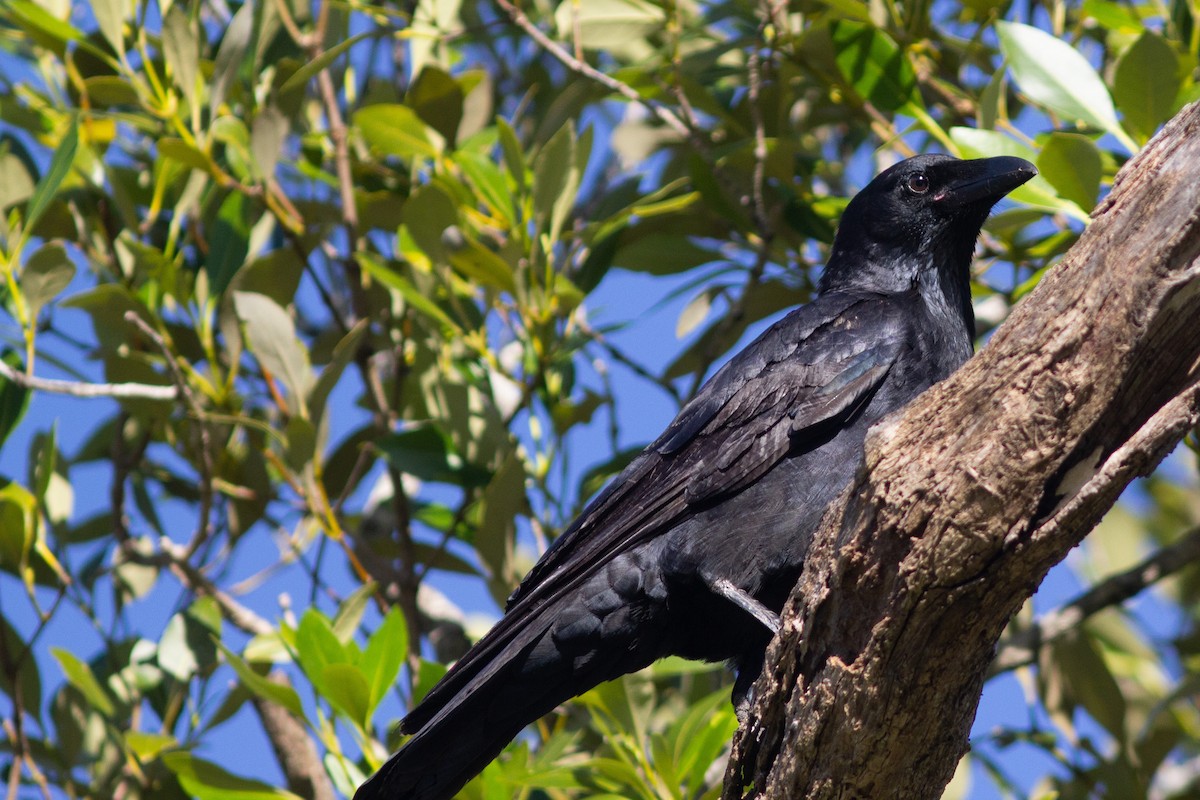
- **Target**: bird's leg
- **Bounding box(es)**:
[708,577,781,634]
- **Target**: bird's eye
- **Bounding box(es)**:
[906,173,930,195]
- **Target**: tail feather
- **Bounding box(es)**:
[354,631,593,800]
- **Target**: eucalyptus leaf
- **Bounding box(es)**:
[1113,31,1181,142]
[162,752,304,800]
[20,242,75,319]
[354,104,440,159]
[996,21,1132,151]
[233,292,314,417]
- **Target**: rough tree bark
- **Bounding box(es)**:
[723,102,1200,799]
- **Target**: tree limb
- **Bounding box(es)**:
[992,523,1200,675]
[724,101,1200,799]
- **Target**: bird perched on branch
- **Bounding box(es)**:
[355,154,1036,800]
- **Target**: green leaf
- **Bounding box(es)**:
[158,612,199,682]
[162,752,304,800]
[830,21,921,113]
[162,6,199,108]
[250,107,289,181]
[996,21,1133,151]
[24,119,77,238]
[356,253,461,333]
[1037,133,1102,211]
[308,320,367,429]
[278,31,372,95]
[533,122,577,243]
[91,0,126,56]
[475,452,526,604]
[1113,31,1181,142]
[448,240,517,293]
[331,581,376,644]
[210,3,254,114]
[159,138,214,173]
[0,609,42,723]
[20,242,75,319]
[456,151,514,225]
[206,191,253,295]
[361,608,407,715]
[295,610,348,692]
[377,425,487,486]
[354,104,440,160]
[216,641,306,718]
[6,0,83,57]
[125,731,177,761]
[233,292,314,417]
[554,0,665,55]
[496,117,527,190]
[409,65,464,145]
[322,662,372,727]
[51,648,114,717]
[677,288,716,338]
[0,352,31,450]
[399,182,458,264]
[612,234,718,276]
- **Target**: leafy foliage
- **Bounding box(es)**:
[0,1,1197,798]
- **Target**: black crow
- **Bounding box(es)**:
[355,154,1036,800]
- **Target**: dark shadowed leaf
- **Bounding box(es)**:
[409,65,464,145]
[1113,31,1181,142]
[207,191,253,295]
[1037,133,1102,211]
[0,352,30,450]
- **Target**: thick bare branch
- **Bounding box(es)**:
[725,101,1200,799]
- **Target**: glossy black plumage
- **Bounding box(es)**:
[354,154,1036,800]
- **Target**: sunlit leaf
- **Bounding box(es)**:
[24,118,76,238]
[361,608,407,716]
[162,752,304,800]
[355,104,440,159]
[216,641,306,719]
[51,648,114,717]
[996,21,1132,151]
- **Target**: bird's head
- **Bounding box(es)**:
[819,154,1037,296]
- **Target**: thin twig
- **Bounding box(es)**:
[123,312,217,561]
[0,357,177,400]
[493,0,690,139]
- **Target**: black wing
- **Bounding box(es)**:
[403,292,907,732]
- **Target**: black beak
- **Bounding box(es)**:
[932,156,1037,205]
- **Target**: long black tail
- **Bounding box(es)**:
[354,555,668,800]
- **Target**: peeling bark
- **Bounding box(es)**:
[723,102,1200,799]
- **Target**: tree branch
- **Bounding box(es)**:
[724,101,1200,799]
[992,523,1200,675]
[493,0,691,139]
[0,357,177,400]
